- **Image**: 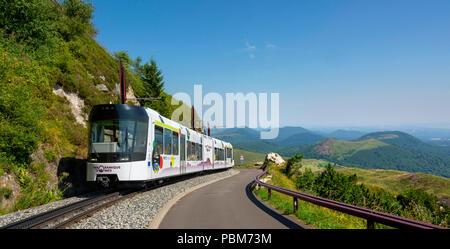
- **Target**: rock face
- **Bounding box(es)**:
[52,85,87,128]
[95,84,109,93]
[264,152,285,166]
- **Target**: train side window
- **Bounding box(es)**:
[194,142,199,161]
[134,122,148,153]
[187,141,192,160]
[172,131,179,155]
[194,143,199,161]
[198,143,202,160]
[164,128,172,155]
[154,126,163,157]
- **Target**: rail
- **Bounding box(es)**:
[254,168,446,229]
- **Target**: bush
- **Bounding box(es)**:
[295,168,315,191]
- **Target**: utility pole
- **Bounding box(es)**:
[119,60,127,104]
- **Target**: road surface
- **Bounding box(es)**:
[158,168,304,229]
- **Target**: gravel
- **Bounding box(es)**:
[69,169,238,229]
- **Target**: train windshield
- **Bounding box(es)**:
[88,105,149,163]
[89,120,148,162]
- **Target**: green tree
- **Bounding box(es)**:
[138,59,170,117]
[59,0,96,40]
[0,0,58,45]
[285,154,303,177]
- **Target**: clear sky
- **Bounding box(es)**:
[91,0,450,128]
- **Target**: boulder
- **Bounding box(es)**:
[264,152,285,166]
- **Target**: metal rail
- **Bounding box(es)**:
[0,191,129,229]
[255,168,446,229]
[1,168,230,229]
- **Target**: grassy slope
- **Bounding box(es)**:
[254,165,367,229]
[285,137,450,177]
[253,157,450,228]
[233,149,266,167]
[325,138,388,159]
[335,167,450,201]
[0,0,194,214]
[299,158,450,200]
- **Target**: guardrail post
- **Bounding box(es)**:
[268,188,271,200]
[293,197,298,212]
[367,219,375,229]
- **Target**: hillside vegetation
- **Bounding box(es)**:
[0,0,184,214]
[283,135,450,177]
[255,160,449,228]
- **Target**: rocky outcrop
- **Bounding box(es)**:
[264,152,285,166]
[0,174,20,211]
[52,85,87,128]
[95,84,109,93]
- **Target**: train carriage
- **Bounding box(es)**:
[87,104,233,187]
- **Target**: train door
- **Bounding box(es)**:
[180,134,186,174]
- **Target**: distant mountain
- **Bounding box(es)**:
[328,129,367,140]
[360,131,450,158]
[212,126,325,151]
[282,136,450,178]
[271,126,312,141]
[211,127,283,153]
[275,132,325,147]
[213,128,450,177]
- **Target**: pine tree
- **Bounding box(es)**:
[139,59,169,117]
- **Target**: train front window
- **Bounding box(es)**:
[89,120,148,162]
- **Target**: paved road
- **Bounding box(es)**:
[159,168,304,229]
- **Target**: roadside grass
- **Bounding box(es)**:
[254,166,370,229]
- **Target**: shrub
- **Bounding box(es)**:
[295,168,315,191]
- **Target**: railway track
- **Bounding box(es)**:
[1,169,227,229]
[1,189,138,229]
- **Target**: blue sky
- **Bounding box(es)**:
[92,0,450,128]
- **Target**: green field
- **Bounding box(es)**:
[233,149,266,167]
[299,158,450,201]
[335,167,450,202]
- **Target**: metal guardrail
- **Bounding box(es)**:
[255,168,447,229]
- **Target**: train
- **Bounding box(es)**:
[86,104,234,187]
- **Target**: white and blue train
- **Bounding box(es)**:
[87,104,234,187]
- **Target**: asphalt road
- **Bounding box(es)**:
[158,168,304,229]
